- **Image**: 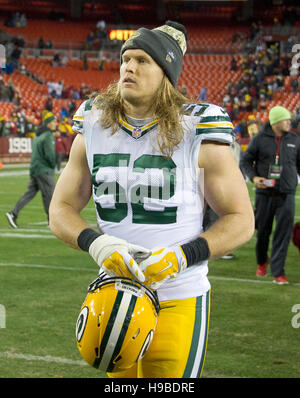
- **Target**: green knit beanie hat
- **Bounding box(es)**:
[269,106,291,125]
[42,111,56,126]
[120,20,187,87]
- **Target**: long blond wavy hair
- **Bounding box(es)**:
[93,76,193,158]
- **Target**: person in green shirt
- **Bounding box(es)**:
[6,112,57,228]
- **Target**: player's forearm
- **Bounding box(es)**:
[200,211,254,259]
[49,201,95,249]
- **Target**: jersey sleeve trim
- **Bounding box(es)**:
[193,104,235,142]
[196,127,234,136]
[72,120,83,134]
[72,100,90,134]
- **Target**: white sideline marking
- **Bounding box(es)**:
[0,261,299,285]
[0,351,87,366]
[0,351,232,377]
[0,262,95,272]
[0,233,55,239]
[210,275,300,286]
[210,275,273,285]
[1,228,51,233]
[0,170,29,177]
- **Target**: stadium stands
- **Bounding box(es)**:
[180,54,243,102]
[0,2,300,135]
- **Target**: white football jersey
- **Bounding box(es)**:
[73,99,234,301]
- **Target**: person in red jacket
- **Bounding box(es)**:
[55,130,68,172]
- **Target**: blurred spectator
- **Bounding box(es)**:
[291,78,299,93]
[85,31,95,50]
[45,96,53,112]
[38,37,45,50]
[291,107,300,133]
[79,83,91,99]
[247,117,260,140]
[0,115,7,136]
[13,36,25,48]
[72,88,81,100]
[230,56,238,71]
[52,53,60,67]
[19,63,27,74]
[55,131,68,172]
[58,117,73,137]
[60,106,69,120]
[94,20,107,50]
[68,99,76,117]
[83,52,88,70]
[198,88,207,101]
[0,79,10,102]
[15,110,26,136]
[9,120,17,135]
[259,94,267,111]
[281,53,290,76]
[47,81,64,99]
[45,40,53,49]
[61,84,73,99]
[99,59,105,71]
[19,13,27,28]
[10,44,22,71]
[25,116,37,138]
[275,74,284,91]
[4,12,27,28]
[96,19,106,30]
[61,53,68,67]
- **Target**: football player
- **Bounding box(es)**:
[49,21,254,378]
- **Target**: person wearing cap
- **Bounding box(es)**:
[6,111,57,228]
[49,21,254,378]
[241,105,300,285]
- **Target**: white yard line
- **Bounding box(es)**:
[0,171,29,177]
[0,261,299,285]
[0,351,235,377]
[0,351,87,367]
[0,262,95,272]
[0,233,56,239]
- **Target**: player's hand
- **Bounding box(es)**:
[139,246,187,289]
[89,234,150,282]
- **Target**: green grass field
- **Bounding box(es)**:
[0,164,299,378]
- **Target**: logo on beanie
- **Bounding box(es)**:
[166,50,176,63]
[122,31,141,50]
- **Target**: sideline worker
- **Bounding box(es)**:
[241,106,300,284]
[6,111,57,228]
